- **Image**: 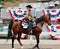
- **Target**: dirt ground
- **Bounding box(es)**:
[0,44,60,49]
[0,39,60,49]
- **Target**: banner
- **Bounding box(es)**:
[9,8,26,21]
[44,9,60,40]
[43,9,60,23]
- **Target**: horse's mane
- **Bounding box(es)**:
[36,15,44,23]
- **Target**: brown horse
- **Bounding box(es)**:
[8,14,51,49]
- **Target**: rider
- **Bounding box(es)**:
[8,5,35,37]
[25,5,35,34]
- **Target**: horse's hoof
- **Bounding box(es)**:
[32,47,35,49]
[12,48,15,49]
[21,46,23,49]
[33,46,40,49]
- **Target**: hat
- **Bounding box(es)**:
[26,5,32,8]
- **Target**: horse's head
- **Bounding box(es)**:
[44,14,51,25]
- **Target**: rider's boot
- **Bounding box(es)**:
[29,30,33,35]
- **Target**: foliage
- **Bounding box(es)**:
[0,1,4,5]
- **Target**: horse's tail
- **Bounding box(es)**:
[7,19,13,39]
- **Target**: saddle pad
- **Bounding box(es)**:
[22,22,28,29]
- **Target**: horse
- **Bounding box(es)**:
[8,14,51,49]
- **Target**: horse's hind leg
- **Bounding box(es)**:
[17,33,23,48]
[12,34,17,49]
[12,37,15,49]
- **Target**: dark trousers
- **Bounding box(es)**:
[26,19,33,33]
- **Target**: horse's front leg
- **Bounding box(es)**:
[17,33,23,48]
[33,34,40,49]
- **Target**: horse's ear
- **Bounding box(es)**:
[44,14,48,18]
[45,14,49,16]
[44,14,50,20]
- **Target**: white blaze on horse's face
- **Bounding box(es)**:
[44,14,51,25]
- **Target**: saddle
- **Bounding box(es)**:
[20,18,36,29]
